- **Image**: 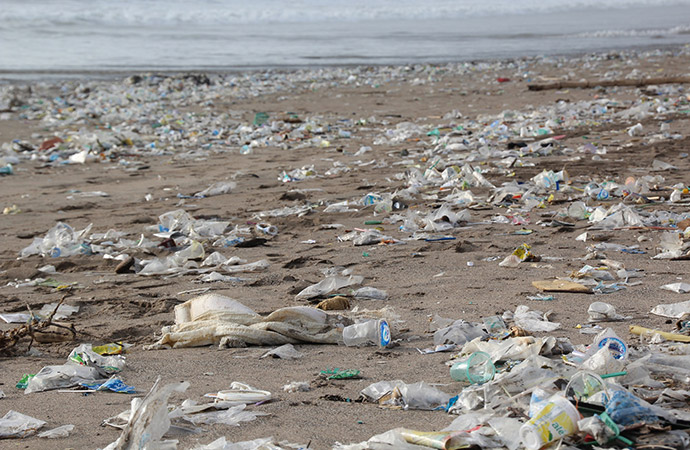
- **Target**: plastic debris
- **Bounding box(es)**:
[0,411,46,438]
[37,424,75,439]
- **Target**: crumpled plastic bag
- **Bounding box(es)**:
[103,378,189,450]
[260,344,303,360]
[20,222,92,258]
[194,181,236,197]
[605,390,659,427]
[587,302,629,322]
[68,343,126,376]
[433,320,486,346]
[25,364,102,394]
[581,347,625,375]
[660,283,690,294]
[295,275,363,300]
[360,380,451,410]
[650,300,690,319]
[509,305,560,332]
[182,404,265,426]
[0,410,46,438]
[460,336,557,363]
[38,424,74,439]
[353,287,388,300]
[193,437,289,450]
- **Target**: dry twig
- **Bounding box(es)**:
[0,295,77,355]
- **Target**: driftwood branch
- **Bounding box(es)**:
[0,295,77,355]
[528,76,690,91]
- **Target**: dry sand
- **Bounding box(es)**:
[1,47,690,449]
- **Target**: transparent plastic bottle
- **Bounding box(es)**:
[342,319,391,347]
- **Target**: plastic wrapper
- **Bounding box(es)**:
[223,259,269,273]
[577,415,615,444]
[81,376,136,394]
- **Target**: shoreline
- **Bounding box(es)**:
[1,42,688,85]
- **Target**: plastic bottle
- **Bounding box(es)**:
[342,319,391,347]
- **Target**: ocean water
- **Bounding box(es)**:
[2,0,690,78]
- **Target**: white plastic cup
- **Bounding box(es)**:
[342,319,391,347]
[520,395,581,450]
[449,351,495,384]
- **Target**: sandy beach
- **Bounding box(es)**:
[2,46,690,449]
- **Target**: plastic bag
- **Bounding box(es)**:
[512,305,560,332]
[360,380,451,410]
[353,287,388,300]
[25,364,102,394]
[433,321,486,346]
[38,424,74,439]
[0,411,46,438]
[605,390,659,426]
[260,344,303,360]
[587,302,628,322]
[103,378,189,450]
[295,275,363,300]
[68,343,126,376]
[182,404,264,426]
[651,300,690,318]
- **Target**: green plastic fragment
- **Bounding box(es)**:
[320,368,361,380]
[16,374,35,389]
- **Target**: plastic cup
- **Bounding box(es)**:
[449,351,495,384]
[520,395,581,450]
[565,370,609,403]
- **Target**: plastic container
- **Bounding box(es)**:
[565,371,609,404]
[520,395,581,450]
[592,328,628,360]
[449,351,495,384]
[342,319,391,347]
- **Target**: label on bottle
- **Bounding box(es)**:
[379,320,391,347]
